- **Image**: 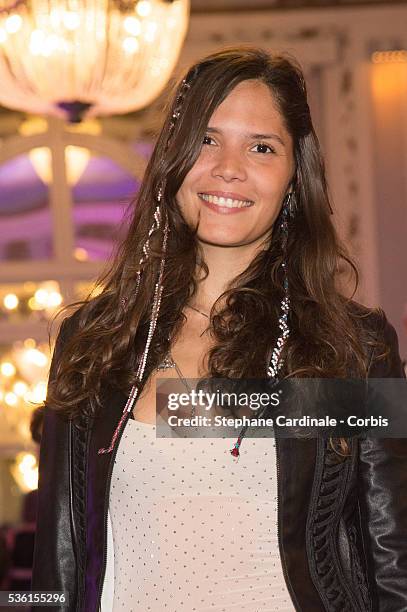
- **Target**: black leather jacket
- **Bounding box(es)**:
[31,306,407,611]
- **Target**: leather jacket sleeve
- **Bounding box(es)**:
[359,314,407,612]
[31,318,77,611]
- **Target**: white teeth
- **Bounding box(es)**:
[198,193,253,208]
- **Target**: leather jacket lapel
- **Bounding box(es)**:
[277,436,326,610]
[78,386,129,612]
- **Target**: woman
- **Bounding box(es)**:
[32,47,406,611]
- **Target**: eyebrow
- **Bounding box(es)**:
[206,126,286,147]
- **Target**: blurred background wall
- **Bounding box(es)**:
[0,0,406,589]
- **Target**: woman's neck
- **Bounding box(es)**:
[192,240,265,313]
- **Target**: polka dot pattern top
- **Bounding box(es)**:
[101,418,295,612]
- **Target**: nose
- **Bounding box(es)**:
[211,146,247,182]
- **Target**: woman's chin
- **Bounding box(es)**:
[197,232,252,248]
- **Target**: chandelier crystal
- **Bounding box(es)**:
[0,0,189,121]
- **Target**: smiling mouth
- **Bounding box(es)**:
[198,193,254,209]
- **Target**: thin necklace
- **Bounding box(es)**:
[186,304,210,336]
[157,351,196,417]
[186,304,209,319]
[157,303,210,412]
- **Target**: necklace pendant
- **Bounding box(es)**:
[156,354,175,370]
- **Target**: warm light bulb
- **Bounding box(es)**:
[5,392,18,406]
[14,381,29,396]
[4,293,19,310]
[28,297,41,311]
[124,16,141,36]
[5,14,22,34]
[29,30,46,56]
[30,381,47,403]
[123,37,139,54]
[372,50,407,64]
[48,291,63,307]
[34,288,48,306]
[29,148,52,184]
[74,247,89,261]
[25,348,48,368]
[65,146,90,186]
[136,1,152,17]
[1,362,16,377]
[12,453,39,492]
[30,282,63,309]
[41,34,61,57]
[63,11,81,30]
[19,453,36,471]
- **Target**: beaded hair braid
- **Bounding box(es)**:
[167,75,193,146]
[230,193,294,458]
[98,72,197,454]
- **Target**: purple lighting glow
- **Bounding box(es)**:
[0,151,141,262]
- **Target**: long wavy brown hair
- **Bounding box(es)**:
[46,47,382,442]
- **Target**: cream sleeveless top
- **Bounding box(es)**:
[101,418,295,611]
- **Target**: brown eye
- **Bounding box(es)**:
[253,143,275,154]
[203,135,214,145]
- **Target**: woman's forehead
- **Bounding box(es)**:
[207,80,290,142]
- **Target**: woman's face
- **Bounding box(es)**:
[176,79,295,249]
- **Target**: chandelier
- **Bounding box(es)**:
[0,0,189,122]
